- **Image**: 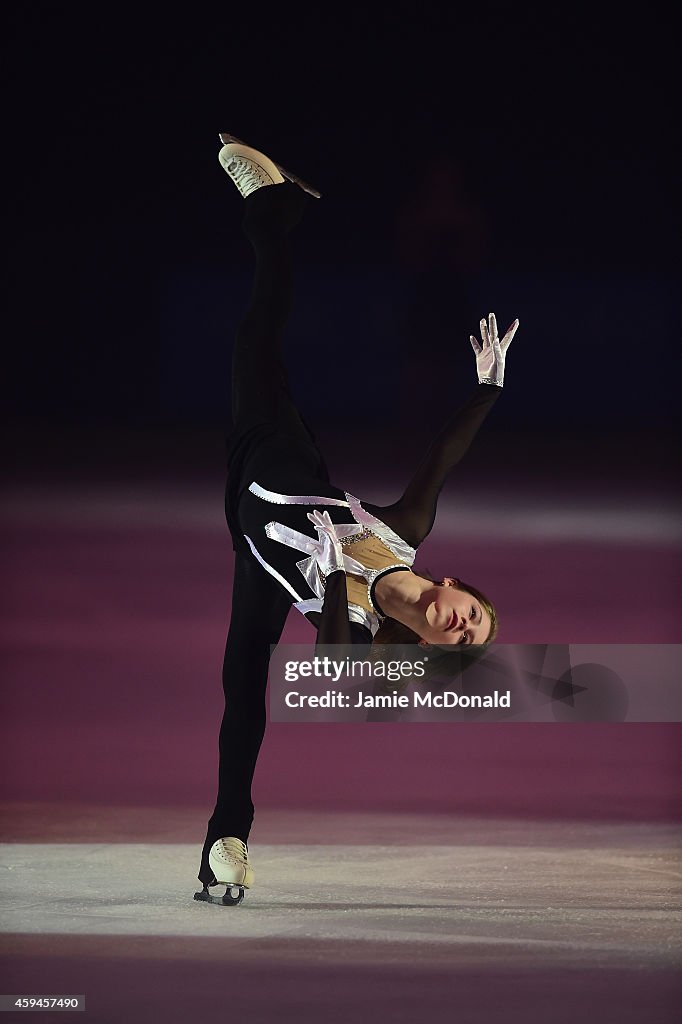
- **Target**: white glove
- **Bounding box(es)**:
[470,312,519,387]
[307,509,354,575]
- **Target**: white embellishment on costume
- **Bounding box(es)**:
[247,481,415,630]
[265,522,319,556]
[264,521,367,579]
[296,554,325,600]
[293,598,379,636]
[244,535,303,601]
[265,519,365,552]
[293,598,323,615]
[348,602,379,634]
[344,493,417,565]
[249,482,351,507]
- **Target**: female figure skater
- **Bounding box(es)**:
[195,135,519,905]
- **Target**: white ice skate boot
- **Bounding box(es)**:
[218,132,322,198]
[218,141,285,197]
[194,836,254,906]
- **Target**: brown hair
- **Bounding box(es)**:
[372,571,499,647]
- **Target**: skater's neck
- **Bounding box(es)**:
[374,570,429,620]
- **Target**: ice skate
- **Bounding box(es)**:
[219,132,321,199]
[193,836,254,907]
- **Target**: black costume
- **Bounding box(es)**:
[198,183,500,884]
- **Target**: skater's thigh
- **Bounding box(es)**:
[240,429,329,491]
[222,552,291,685]
[226,414,332,522]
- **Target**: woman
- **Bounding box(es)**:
[195,135,519,905]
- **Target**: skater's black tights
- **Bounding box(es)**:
[230,182,312,435]
[198,553,292,883]
[198,183,321,885]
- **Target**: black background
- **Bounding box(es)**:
[4,4,679,447]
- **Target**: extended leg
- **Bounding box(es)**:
[223,180,331,539]
[230,182,310,432]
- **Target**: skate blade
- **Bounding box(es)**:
[218,132,321,198]
[194,883,245,906]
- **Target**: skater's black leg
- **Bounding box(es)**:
[198,550,292,885]
[230,181,312,434]
[223,182,332,538]
[198,183,335,886]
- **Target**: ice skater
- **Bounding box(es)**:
[195,134,519,905]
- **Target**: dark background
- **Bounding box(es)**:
[4,5,679,450]
[2,1,680,813]
[2,12,681,1021]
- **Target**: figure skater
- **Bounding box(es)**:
[195,134,519,905]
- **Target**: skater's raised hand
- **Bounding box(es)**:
[307,510,365,577]
[470,313,519,387]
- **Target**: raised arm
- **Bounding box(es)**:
[370,314,519,548]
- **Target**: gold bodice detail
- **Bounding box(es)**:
[319,529,410,615]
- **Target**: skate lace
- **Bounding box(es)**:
[217,836,249,861]
[227,156,272,196]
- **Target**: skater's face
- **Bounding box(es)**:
[417,579,492,646]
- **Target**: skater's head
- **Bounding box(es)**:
[416,576,497,646]
[373,573,498,648]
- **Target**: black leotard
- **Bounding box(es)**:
[229,383,500,647]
